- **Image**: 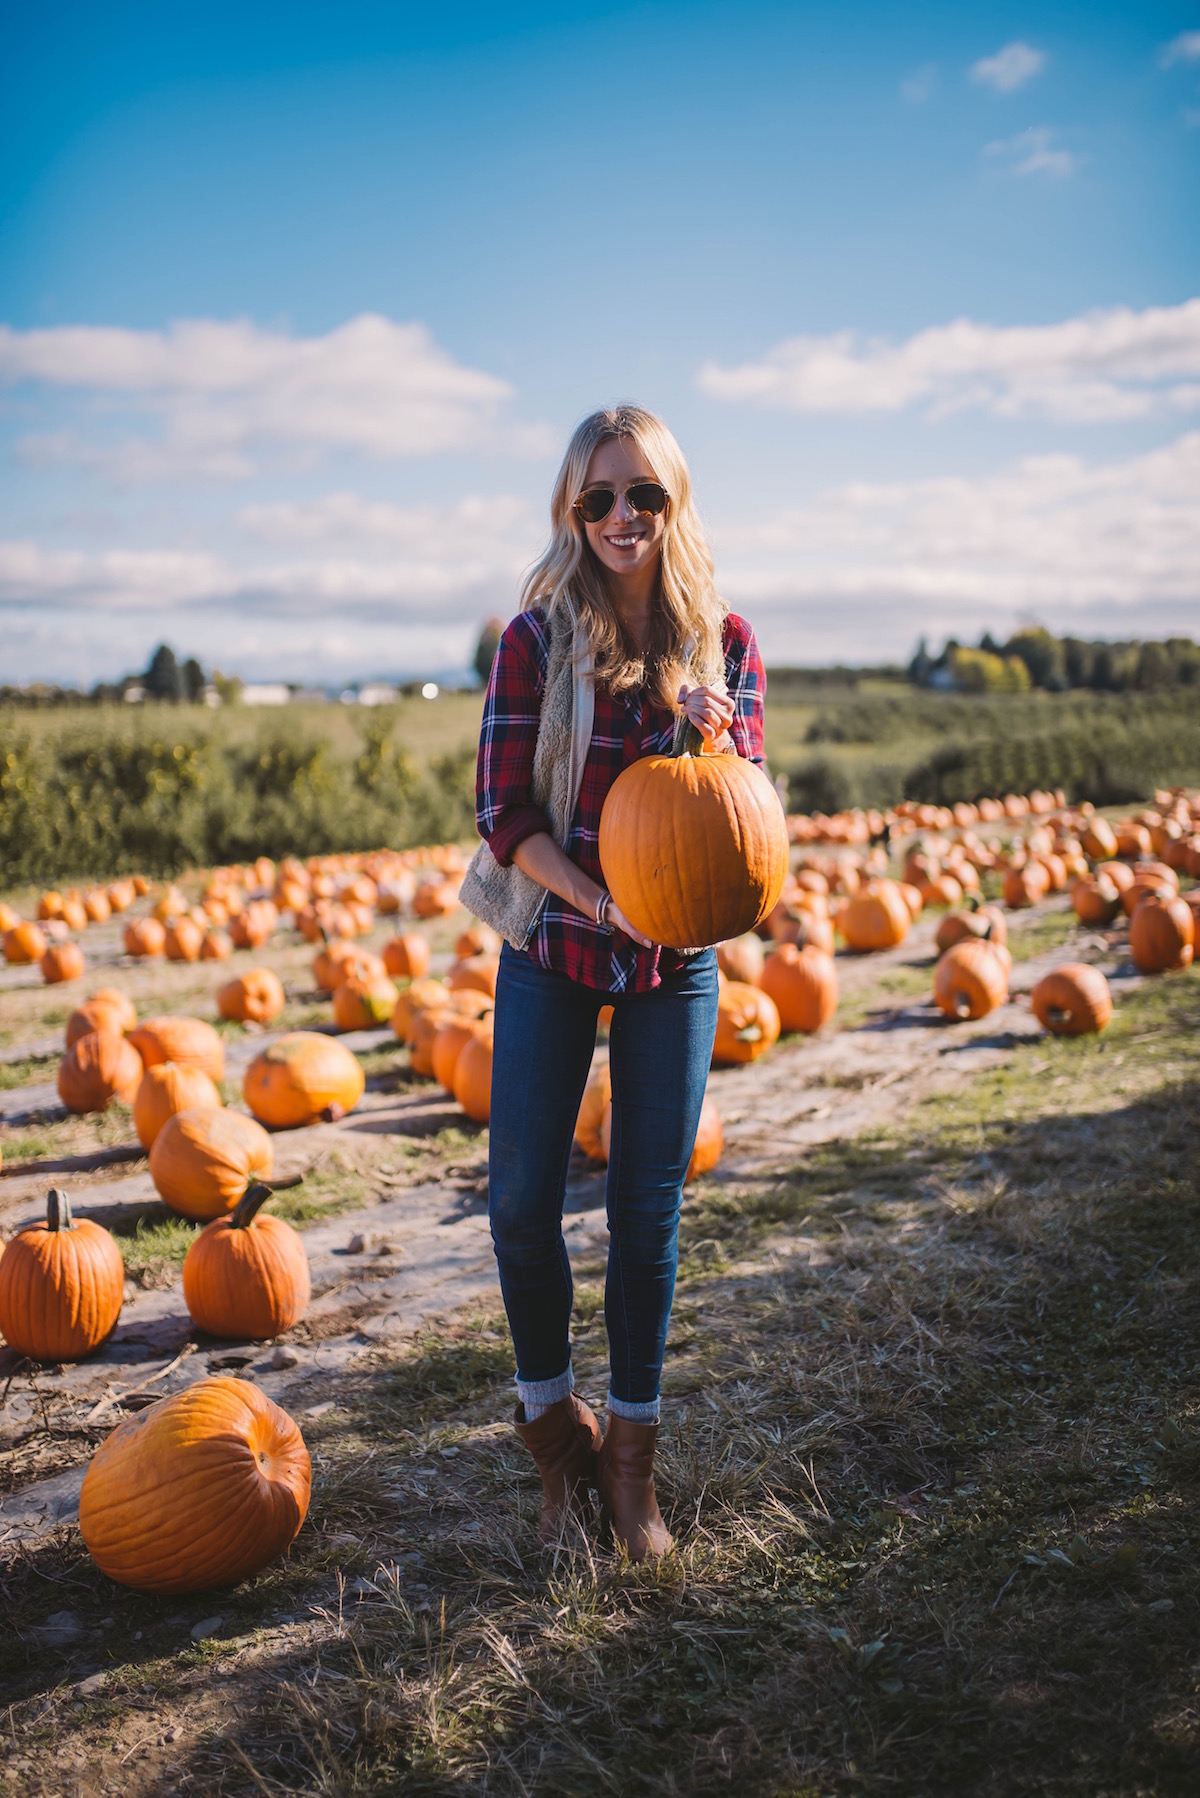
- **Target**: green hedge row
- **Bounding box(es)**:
[0,713,477,885]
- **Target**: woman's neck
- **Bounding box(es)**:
[607,563,660,648]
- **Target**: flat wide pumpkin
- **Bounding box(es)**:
[79,1376,310,1594]
[243,1032,365,1128]
[599,750,788,949]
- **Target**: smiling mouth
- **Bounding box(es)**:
[605,531,645,549]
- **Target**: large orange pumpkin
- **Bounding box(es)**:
[79,1376,310,1594]
[574,1063,612,1161]
[453,1026,494,1123]
[685,1095,724,1183]
[1031,963,1113,1036]
[934,904,1007,954]
[446,953,499,999]
[133,1062,223,1151]
[1002,864,1050,910]
[41,942,86,984]
[454,922,501,961]
[4,920,47,965]
[932,941,1009,1021]
[58,1031,144,1113]
[230,900,279,949]
[431,1015,492,1093]
[391,977,452,1040]
[149,1107,275,1220]
[83,888,112,923]
[382,933,432,980]
[123,917,167,958]
[65,988,137,1048]
[164,917,204,963]
[760,944,838,1034]
[598,746,788,949]
[1080,817,1119,860]
[332,970,398,1031]
[407,1005,462,1077]
[201,929,233,961]
[128,1016,225,1084]
[1129,893,1195,973]
[217,968,286,1025]
[711,982,781,1065]
[1071,874,1122,926]
[243,1032,366,1128]
[840,881,911,952]
[715,934,765,986]
[182,1184,311,1340]
[0,1189,125,1362]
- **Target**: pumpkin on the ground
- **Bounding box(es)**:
[149,1107,275,1219]
[934,904,1007,953]
[574,1063,612,1161]
[716,934,765,986]
[431,1016,492,1093]
[128,1016,225,1084]
[447,954,500,999]
[133,1063,222,1151]
[230,900,279,949]
[712,982,781,1065]
[164,917,204,962]
[408,1005,464,1076]
[202,929,233,961]
[0,1189,125,1362]
[840,880,911,952]
[685,1095,724,1182]
[1002,865,1050,909]
[598,745,788,948]
[1071,874,1122,926]
[66,988,137,1048]
[454,922,501,960]
[41,942,86,984]
[79,1376,310,1594]
[182,1184,310,1340]
[243,1032,366,1128]
[58,1032,144,1113]
[217,968,285,1025]
[123,917,167,958]
[760,944,838,1034]
[382,933,432,980]
[933,940,1009,1021]
[4,921,47,965]
[1031,964,1113,1036]
[1080,818,1119,860]
[332,970,398,1031]
[391,978,452,1041]
[1129,893,1195,973]
[453,1025,495,1123]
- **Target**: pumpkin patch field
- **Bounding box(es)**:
[1,793,1199,1797]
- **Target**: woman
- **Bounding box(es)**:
[467,404,766,1560]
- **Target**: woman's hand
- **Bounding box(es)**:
[678,682,735,748]
[606,898,655,949]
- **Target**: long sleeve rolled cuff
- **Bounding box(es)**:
[485,804,554,868]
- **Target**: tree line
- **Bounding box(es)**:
[909,627,1200,693]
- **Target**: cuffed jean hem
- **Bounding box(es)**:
[516,1365,574,1411]
[607,1390,660,1424]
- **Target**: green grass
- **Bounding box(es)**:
[0,1050,60,1091]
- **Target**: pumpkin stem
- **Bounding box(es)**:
[46,1188,73,1232]
[231,1173,303,1228]
[671,714,707,759]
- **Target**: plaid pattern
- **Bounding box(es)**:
[476,608,767,994]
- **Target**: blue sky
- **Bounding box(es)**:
[1,0,1198,683]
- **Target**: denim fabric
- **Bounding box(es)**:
[488,942,720,1406]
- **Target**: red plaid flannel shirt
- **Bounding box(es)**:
[476,608,767,994]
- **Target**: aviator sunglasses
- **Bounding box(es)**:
[572,481,669,525]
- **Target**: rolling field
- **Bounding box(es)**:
[1,801,1198,1795]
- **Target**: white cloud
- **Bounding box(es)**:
[984,126,1080,178]
[696,297,1200,422]
[900,64,937,104]
[1160,30,1200,67]
[710,433,1200,662]
[969,41,1046,92]
[4,437,1198,676]
[0,314,546,480]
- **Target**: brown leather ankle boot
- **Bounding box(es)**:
[597,1413,673,1561]
[514,1394,603,1543]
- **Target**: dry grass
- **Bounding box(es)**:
[2,965,1198,1794]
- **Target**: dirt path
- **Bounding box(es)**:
[0,892,1135,1553]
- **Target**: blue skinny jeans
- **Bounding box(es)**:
[487,942,720,1410]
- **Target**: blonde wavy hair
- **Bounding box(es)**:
[520,405,726,706]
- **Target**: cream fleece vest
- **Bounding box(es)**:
[459,606,595,950]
